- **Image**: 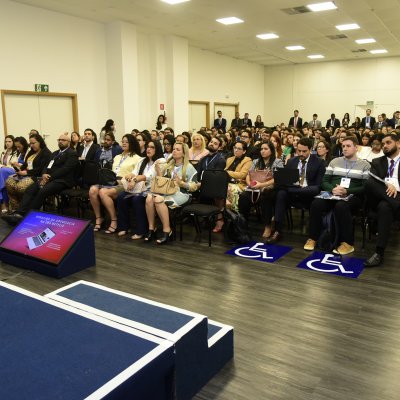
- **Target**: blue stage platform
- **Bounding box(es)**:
[0,282,174,400]
[46,280,234,400]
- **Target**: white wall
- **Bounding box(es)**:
[189,47,265,127]
[0,0,108,140]
[264,57,400,127]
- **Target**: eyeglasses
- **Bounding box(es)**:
[233,146,244,151]
[57,139,69,142]
[147,145,156,149]
[164,143,171,146]
[240,135,249,139]
[316,145,326,149]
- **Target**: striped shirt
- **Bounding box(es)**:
[322,156,370,195]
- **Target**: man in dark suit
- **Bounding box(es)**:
[387,111,400,129]
[288,110,303,129]
[372,114,388,130]
[77,129,100,161]
[231,112,241,129]
[213,110,227,133]
[241,113,252,128]
[268,137,325,243]
[361,109,376,129]
[364,133,400,267]
[326,113,341,129]
[3,133,79,225]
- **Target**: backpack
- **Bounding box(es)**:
[317,210,339,252]
[224,209,251,244]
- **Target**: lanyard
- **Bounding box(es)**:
[118,154,128,168]
[205,154,218,169]
[345,160,356,178]
[54,148,68,159]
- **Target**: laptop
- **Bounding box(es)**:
[273,168,300,188]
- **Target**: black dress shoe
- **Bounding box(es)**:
[266,231,281,244]
[364,253,383,267]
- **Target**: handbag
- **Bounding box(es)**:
[121,177,146,194]
[98,168,117,186]
[249,169,272,183]
[150,176,178,195]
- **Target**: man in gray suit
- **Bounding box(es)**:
[308,113,322,129]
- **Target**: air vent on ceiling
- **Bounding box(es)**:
[351,49,367,53]
[281,6,311,15]
[326,34,348,40]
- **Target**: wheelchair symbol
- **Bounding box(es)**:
[234,242,273,260]
[306,254,353,274]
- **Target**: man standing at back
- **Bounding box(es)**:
[364,134,400,266]
[2,133,79,225]
[309,113,322,129]
[304,136,370,254]
[213,110,227,133]
[289,110,303,129]
[361,109,376,129]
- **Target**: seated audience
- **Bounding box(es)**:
[304,136,370,254]
[254,115,264,129]
[90,134,141,233]
[316,139,331,167]
[365,134,384,163]
[5,134,52,212]
[364,134,400,266]
[239,130,259,160]
[94,132,123,167]
[136,132,150,157]
[116,140,165,239]
[70,131,83,153]
[163,134,175,159]
[146,142,198,244]
[268,138,325,244]
[188,133,209,165]
[77,129,100,161]
[2,133,78,225]
[224,141,252,212]
[238,141,284,239]
[0,135,19,212]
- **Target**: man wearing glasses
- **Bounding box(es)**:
[3,133,78,225]
[239,131,259,160]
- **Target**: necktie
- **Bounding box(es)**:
[388,159,395,178]
[299,160,306,186]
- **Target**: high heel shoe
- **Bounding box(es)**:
[105,220,117,234]
[93,217,103,232]
[156,231,172,245]
[144,229,157,242]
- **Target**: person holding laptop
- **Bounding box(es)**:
[267,137,325,243]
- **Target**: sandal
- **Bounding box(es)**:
[105,220,117,234]
[118,230,128,237]
[212,218,224,233]
[131,234,144,240]
[93,217,103,232]
[262,226,272,239]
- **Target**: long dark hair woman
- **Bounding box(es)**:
[5,134,52,212]
[238,141,284,240]
[116,140,165,238]
[156,114,167,131]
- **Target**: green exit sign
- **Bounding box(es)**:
[35,84,49,92]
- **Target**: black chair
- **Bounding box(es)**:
[180,170,229,246]
[56,161,99,217]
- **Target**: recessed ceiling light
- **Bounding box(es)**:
[308,54,325,59]
[161,0,190,4]
[307,2,337,12]
[216,17,244,25]
[336,23,360,31]
[370,49,388,54]
[257,33,279,40]
[355,38,376,44]
[286,45,305,51]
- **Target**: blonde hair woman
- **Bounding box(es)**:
[145,142,198,244]
[188,133,209,164]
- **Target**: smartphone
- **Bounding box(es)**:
[27,228,56,250]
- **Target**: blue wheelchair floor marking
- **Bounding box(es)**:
[226,242,292,263]
[297,251,365,278]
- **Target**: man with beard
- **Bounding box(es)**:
[196,136,226,181]
[304,136,370,254]
[364,134,400,266]
[2,133,78,225]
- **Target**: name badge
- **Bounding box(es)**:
[27,161,33,170]
[47,160,54,169]
[340,177,351,188]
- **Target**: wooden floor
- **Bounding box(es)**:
[1,210,400,400]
